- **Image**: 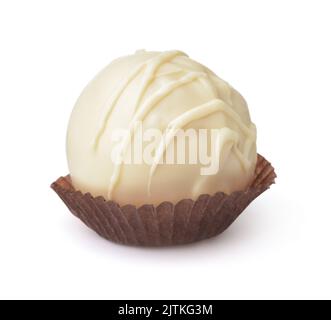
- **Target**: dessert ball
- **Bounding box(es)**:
[67,50,257,206]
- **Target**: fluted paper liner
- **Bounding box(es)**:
[51,154,276,246]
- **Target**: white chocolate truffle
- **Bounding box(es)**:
[67,50,257,206]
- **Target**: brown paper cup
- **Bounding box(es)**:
[51,154,276,246]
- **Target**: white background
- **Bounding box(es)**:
[0,0,330,300]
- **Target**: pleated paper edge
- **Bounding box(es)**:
[51,154,276,246]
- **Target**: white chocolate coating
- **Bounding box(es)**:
[67,50,257,206]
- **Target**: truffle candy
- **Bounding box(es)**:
[67,50,257,206]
